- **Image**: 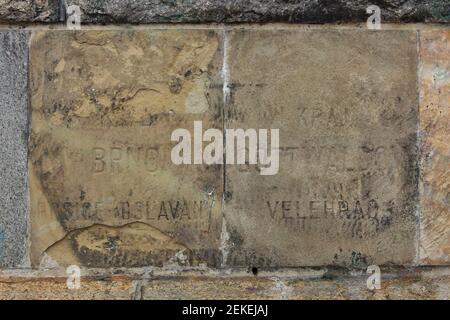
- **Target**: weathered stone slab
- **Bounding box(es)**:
[0,31,30,268]
[224,30,419,268]
[68,0,449,24]
[419,30,450,265]
[29,30,223,268]
[0,0,60,22]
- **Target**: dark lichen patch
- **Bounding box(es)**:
[350,251,369,270]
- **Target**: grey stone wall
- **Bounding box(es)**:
[0,0,60,22]
[0,31,30,268]
[0,1,449,24]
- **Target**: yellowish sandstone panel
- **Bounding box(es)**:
[224,30,419,267]
[29,30,223,268]
[419,30,450,265]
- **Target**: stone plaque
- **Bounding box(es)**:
[224,30,419,267]
[29,30,223,267]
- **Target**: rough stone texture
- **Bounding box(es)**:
[0,0,449,24]
[419,30,450,265]
[142,276,281,299]
[224,30,419,268]
[0,268,448,300]
[0,276,134,299]
[29,30,223,268]
[0,0,60,22]
[288,273,450,300]
[0,31,30,268]
[68,0,450,24]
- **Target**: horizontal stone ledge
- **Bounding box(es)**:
[71,0,450,23]
[1,1,449,24]
[0,267,449,299]
[65,0,450,24]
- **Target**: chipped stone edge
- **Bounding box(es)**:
[3,266,450,280]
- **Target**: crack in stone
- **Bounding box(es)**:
[41,221,188,262]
